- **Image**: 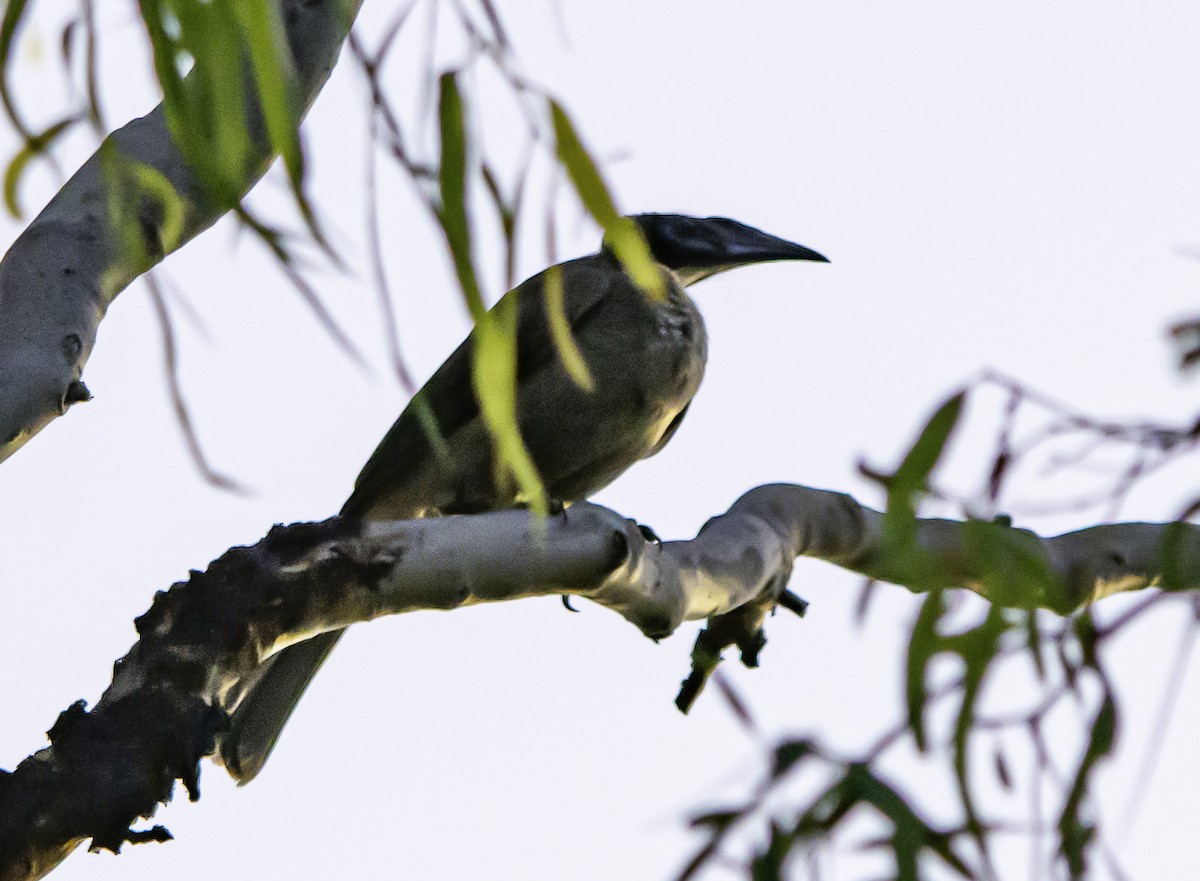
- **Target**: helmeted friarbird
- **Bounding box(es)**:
[220,213,828,782]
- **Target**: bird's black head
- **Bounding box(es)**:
[626,213,828,286]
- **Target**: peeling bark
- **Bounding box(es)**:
[1,485,1196,880]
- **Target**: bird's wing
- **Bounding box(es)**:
[341,256,617,519]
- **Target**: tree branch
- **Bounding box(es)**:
[2,483,1197,879]
[0,0,363,465]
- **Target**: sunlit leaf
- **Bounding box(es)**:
[550,99,663,299]
[129,162,188,253]
[543,265,593,391]
[473,296,544,510]
[437,72,544,512]
[437,71,482,316]
[231,0,300,180]
[231,0,325,248]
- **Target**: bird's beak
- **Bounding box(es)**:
[629,214,828,286]
[712,222,829,266]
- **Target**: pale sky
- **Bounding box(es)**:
[3,2,1200,879]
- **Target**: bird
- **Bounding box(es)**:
[219,213,828,782]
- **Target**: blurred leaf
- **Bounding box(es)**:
[549,99,663,299]
[0,0,32,138]
[1025,608,1046,679]
[773,738,815,778]
[78,0,104,130]
[679,804,748,881]
[138,0,189,139]
[437,71,482,316]
[846,765,972,880]
[1058,693,1118,879]
[437,72,544,512]
[881,391,965,582]
[750,821,792,881]
[905,589,946,752]
[962,519,1059,610]
[232,0,300,179]
[59,17,77,75]
[231,0,325,248]
[129,161,187,252]
[690,809,742,831]
[543,265,594,390]
[945,605,1007,862]
[181,0,251,197]
[481,161,517,287]
[473,296,544,510]
[894,391,965,492]
[4,114,79,217]
[1159,520,1197,593]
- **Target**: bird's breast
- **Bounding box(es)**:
[655,286,707,393]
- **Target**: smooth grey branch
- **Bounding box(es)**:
[3,484,1198,880]
[0,0,363,465]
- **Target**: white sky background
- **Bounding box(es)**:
[2,1,1200,878]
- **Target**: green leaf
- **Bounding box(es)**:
[437,72,483,317]
[138,0,188,131]
[0,0,31,138]
[962,519,1059,609]
[845,765,972,880]
[550,99,663,299]
[3,115,79,217]
[905,589,946,752]
[945,605,1007,860]
[472,296,545,511]
[1025,608,1046,679]
[1159,520,1196,593]
[894,390,965,494]
[128,161,188,252]
[543,265,594,391]
[437,72,544,513]
[749,821,791,881]
[1058,693,1118,879]
[772,738,815,778]
[230,0,325,248]
[231,0,300,180]
[186,0,251,198]
[880,391,965,581]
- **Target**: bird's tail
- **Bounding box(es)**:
[219,628,344,783]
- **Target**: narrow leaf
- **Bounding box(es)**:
[438,72,544,512]
[543,265,594,390]
[4,115,79,217]
[905,589,945,752]
[894,390,965,491]
[550,100,663,299]
[881,391,966,579]
[0,0,32,138]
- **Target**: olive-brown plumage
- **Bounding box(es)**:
[220,214,827,781]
